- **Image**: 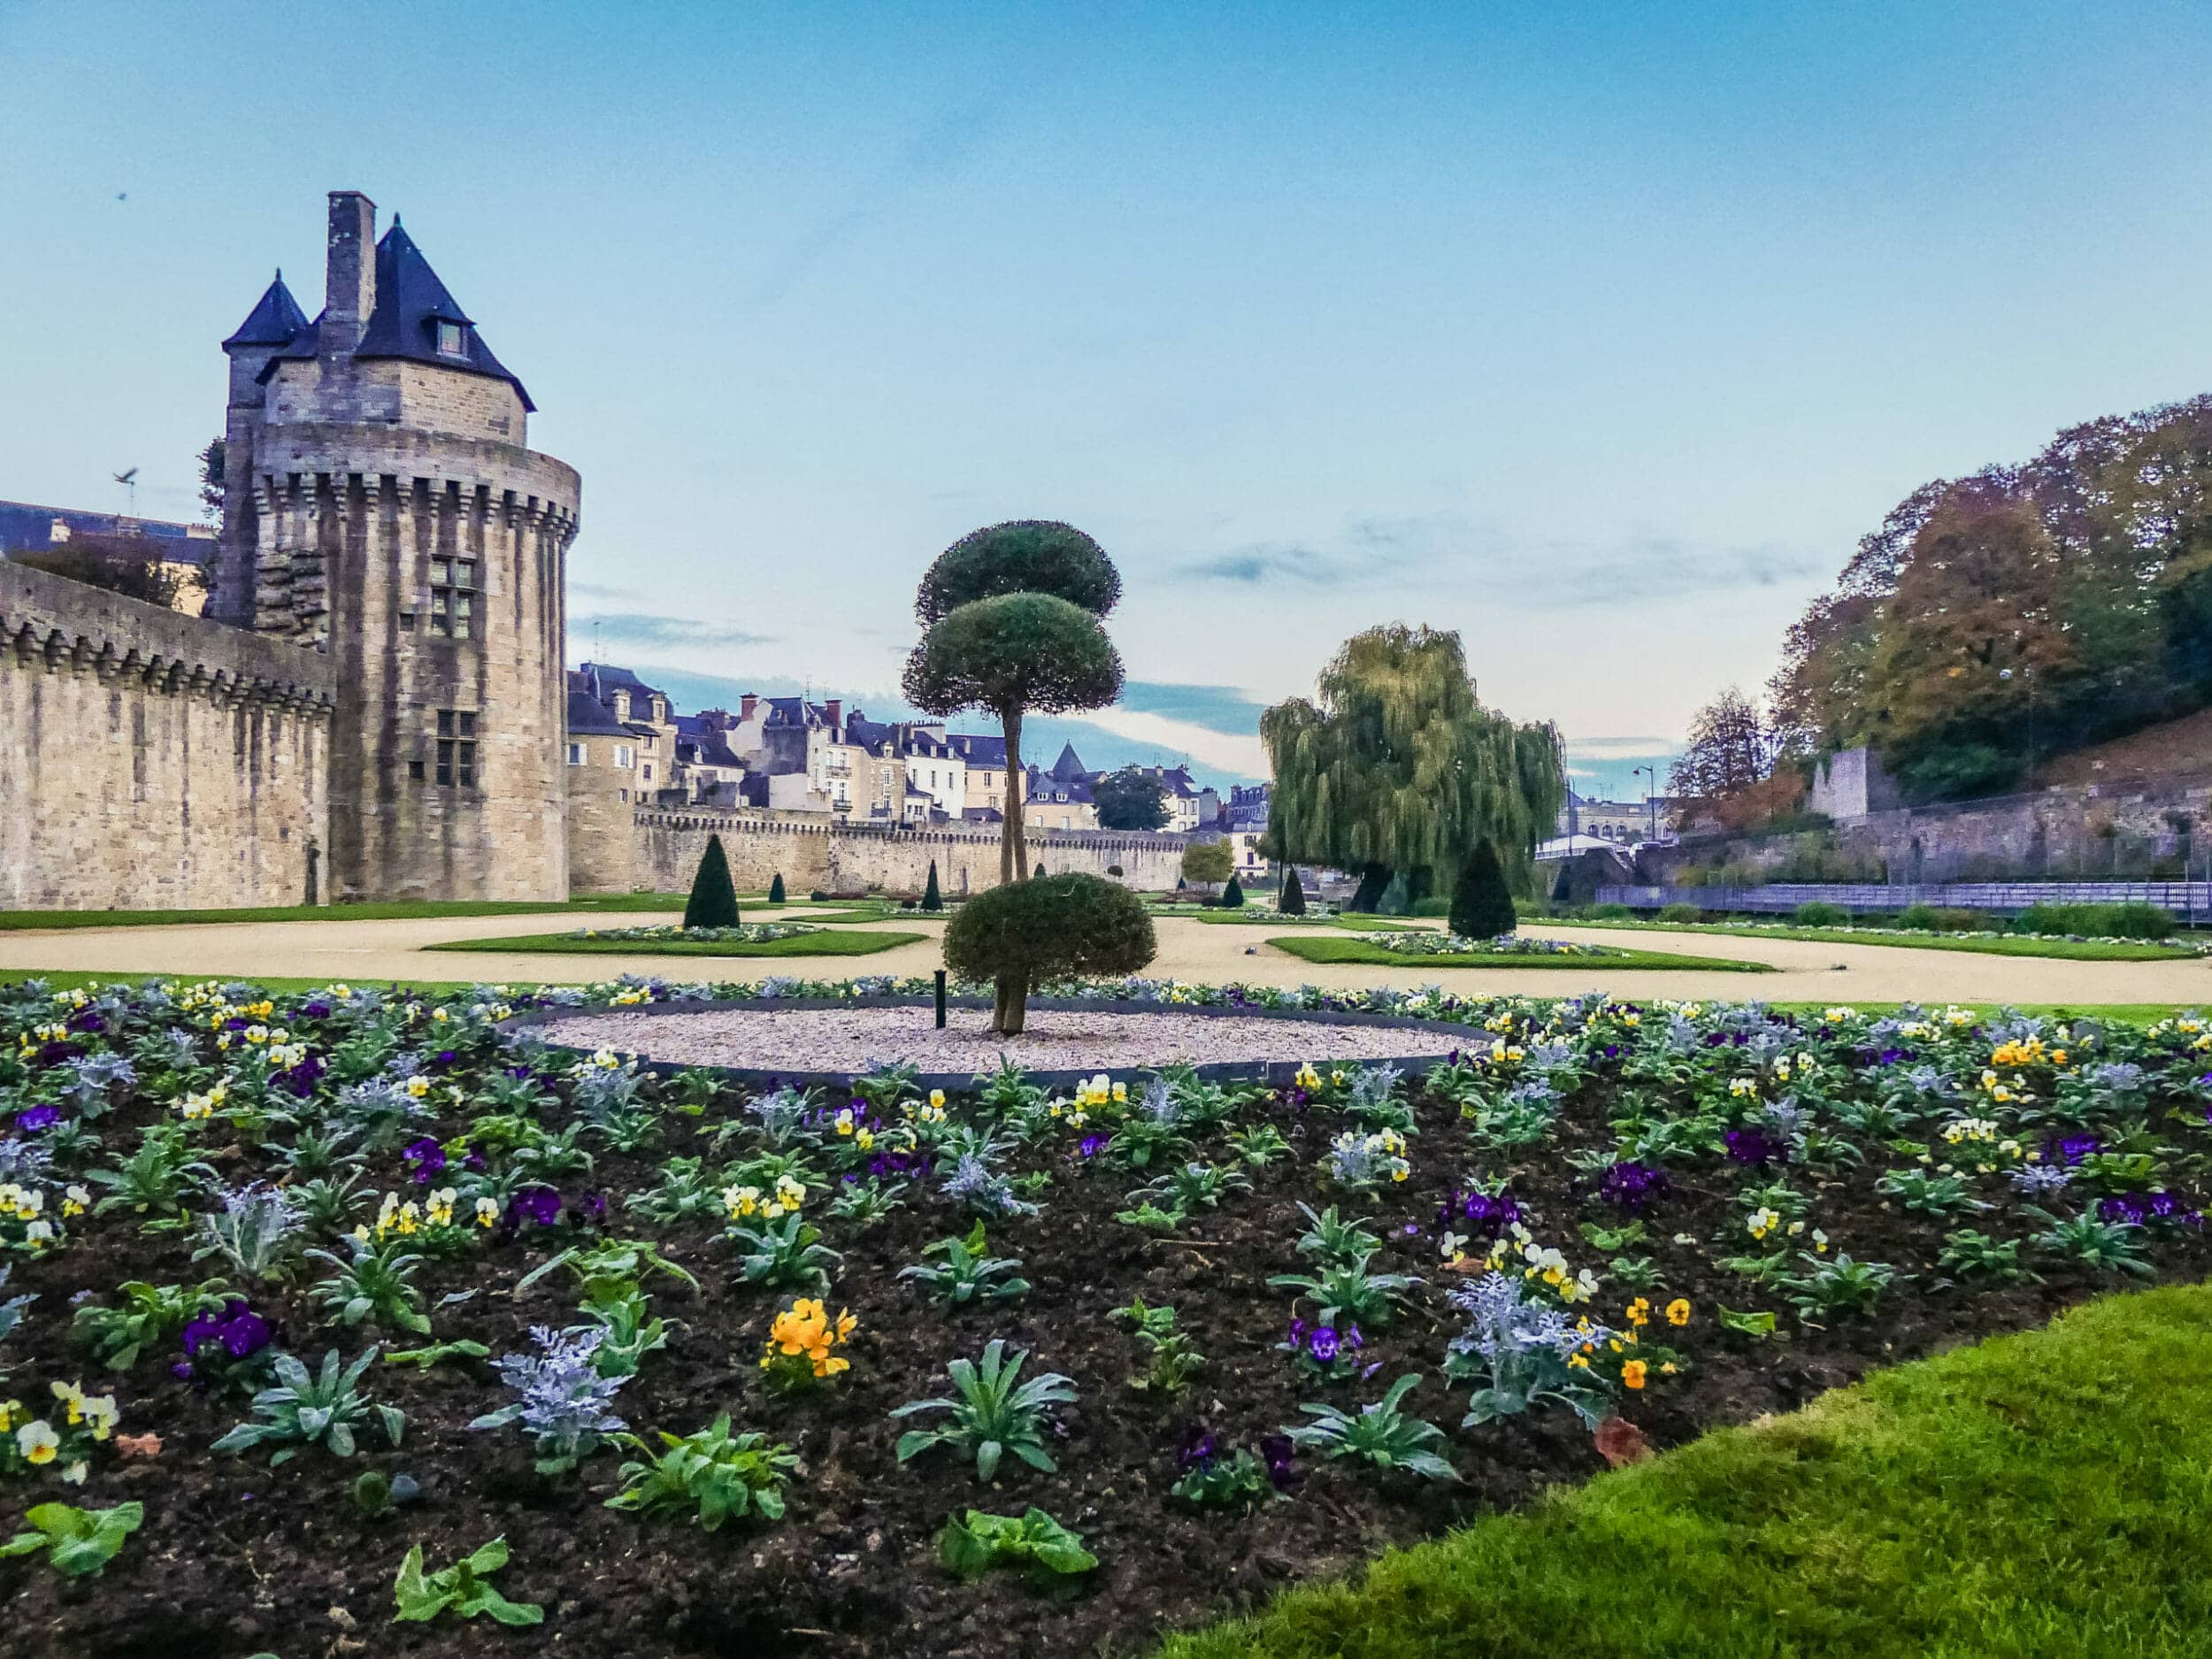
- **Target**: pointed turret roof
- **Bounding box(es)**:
[1049,741,1088,783]
[222,271,311,349]
[352,220,534,410]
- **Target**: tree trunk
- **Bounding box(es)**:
[1000,706,1028,884]
[992,972,1027,1035]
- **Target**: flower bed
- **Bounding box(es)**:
[1360,933,1602,957]
[572,923,824,943]
[2,973,2208,1656]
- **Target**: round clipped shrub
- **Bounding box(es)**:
[1588,902,1632,919]
[915,520,1121,625]
[1221,873,1246,910]
[1793,901,1850,927]
[769,872,787,905]
[944,873,1157,1035]
[1893,902,1940,931]
[682,835,741,930]
[1448,839,1517,940]
[1655,902,1702,925]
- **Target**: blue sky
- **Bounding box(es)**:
[6,1,2209,793]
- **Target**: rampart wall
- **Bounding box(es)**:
[0,561,334,910]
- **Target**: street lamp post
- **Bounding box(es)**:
[1634,765,1659,842]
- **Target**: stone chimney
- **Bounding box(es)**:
[739,694,757,721]
[824,698,841,732]
[324,191,377,353]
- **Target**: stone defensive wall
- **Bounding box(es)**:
[611,806,1188,897]
[0,560,334,910]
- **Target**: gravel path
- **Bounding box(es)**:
[535,1004,1455,1072]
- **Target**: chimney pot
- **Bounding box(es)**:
[825,698,842,730]
[740,694,758,721]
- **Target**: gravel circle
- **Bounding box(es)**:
[536,1003,1456,1075]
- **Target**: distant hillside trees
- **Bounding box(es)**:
[1768,394,2212,801]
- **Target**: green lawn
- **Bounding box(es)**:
[1268,935,1772,972]
[1163,1283,2212,1659]
[1549,916,2204,963]
[0,895,690,931]
[425,928,929,959]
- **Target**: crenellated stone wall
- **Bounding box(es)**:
[0,561,334,910]
[613,807,1187,897]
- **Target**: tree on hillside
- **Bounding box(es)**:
[1094,766,1171,831]
[1769,394,2212,801]
[1668,687,1773,802]
[1261,625,1563,910]
[902,522,1125,889]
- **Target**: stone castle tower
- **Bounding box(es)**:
[208,191,580,901]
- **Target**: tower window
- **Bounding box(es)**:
[429,556,477,639]
[567,742,586,766]
[435,321,467,357]
[434,709,479,787]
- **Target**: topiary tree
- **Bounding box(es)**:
[1448,839,1517,941]
[922,861,943,912]
[1220,873,1245,910]
[1180,840,1233,889]
[903,526,1124,888]
[1279,867,1307,915]
[684,835,741,930]
[943,873,1156,1034]
[768,872,786,905]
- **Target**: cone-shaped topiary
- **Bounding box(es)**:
[922,861,943,911]
[1280,866,1307,915]
[1449,838,1517,941]
[1221,873,1245,910]
[768,872,786,905]
[684,835,741,929]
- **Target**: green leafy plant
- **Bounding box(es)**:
[383,1339,491,1369]
[606,1414,798,1531]
[1171,1447,1276,1509]
[349,1469,422,1517]
[1294,1202,1380,1270]
[1787,1253,1899,1321]
[1267,1256,1419,1328]
[728,1211,841,1294]
[1131,1161,1249,1214]
[306,1235,431,1335]
[2,1501,143,1578]
[1227,1124,1293,1167]
[1874,1168,1985,1217]
[392,1536,543,1626]
[2030,1209,2155,1277]
[70,1279,228,1371]
[892,1340,1078,1480]
[624,1156,725,1225]
[518,1236,700,1301]
[828,1176,906,1226]
[899,1224,1031,1306]
[211,1348,404,1463]
[1283,1375,1456,1481]
[1108,1294,1206,1394]
[1936,1230,2036,1285]
[939,1507,1097,1584]
[88,1125,215,1226]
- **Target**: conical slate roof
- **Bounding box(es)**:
[353,221,534,411]
[222,271,310,349]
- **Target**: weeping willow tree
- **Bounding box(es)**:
[1261,626,1565,910]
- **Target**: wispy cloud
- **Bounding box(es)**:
[570,612,780,651]
[1118,680,1271,736]
[746,96,1007,308]
[1172,511,1816,607]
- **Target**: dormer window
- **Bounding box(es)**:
[435,320,467,357]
